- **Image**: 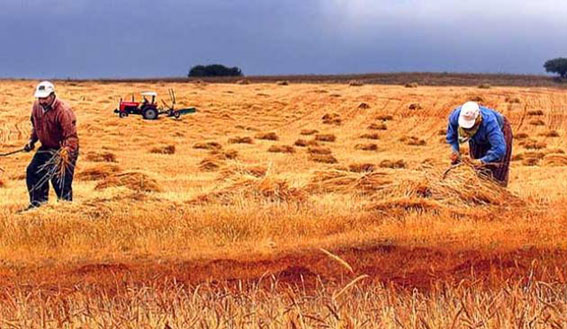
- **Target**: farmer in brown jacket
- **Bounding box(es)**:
[24,81,79,209]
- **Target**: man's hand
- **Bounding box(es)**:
[450,151,461,165]
[469,158,485,168]
[24,140,35,152]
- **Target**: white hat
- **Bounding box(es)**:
[458,101,480,129]
[34,81,55,98]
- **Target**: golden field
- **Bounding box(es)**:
[1,79,567,328]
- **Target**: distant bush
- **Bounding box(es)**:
[544,58,567,78]
[188,64,243,77]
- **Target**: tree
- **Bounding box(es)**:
[188,64,243,77]
[544,58,567,79]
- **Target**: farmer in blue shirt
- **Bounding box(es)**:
[446,101,513,186]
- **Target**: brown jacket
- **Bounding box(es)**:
[30,98,79,153]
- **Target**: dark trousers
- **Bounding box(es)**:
[26,147,79,207]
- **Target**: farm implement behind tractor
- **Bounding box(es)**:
[114,89,196,120]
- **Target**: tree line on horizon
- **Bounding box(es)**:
[187,59,567,80]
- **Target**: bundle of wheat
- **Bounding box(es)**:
[228,136,254,144]
[300,129,318,136]
[322,114,342,125]
[34,148,75,193]
[192,175,305,205]
[348,163,376,173]
[309,154,338,164]
[294,139,318,147]
[255,132,279,141]
[193,142,222,150]
[76,164,120,181]
[95,171,161,192]
[149,145,176,154]
[542,154,567,167]
[306,170,391,194]
[268,145,296,154]
[85,151,116,163]
[354,143,378,151]
[527,110,544,116]
[376,114,393,121]
[315,134,336,142]
[405,82,419,88]
[368,123,387,130]
[358,102,370,109]
[360,133,380,140]
[308,147,332,155]
[379,159,407,169]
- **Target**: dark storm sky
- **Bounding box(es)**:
[1,0,566,78]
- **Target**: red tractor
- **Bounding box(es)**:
[114,89,195,120]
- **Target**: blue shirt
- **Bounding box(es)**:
[446,106,506,163]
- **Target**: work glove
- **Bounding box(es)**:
[24,140,35,152]
[450,151,461,165]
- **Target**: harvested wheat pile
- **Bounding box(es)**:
[268,145,295,154]
[408,103,422,110]
[308,146,332,155]
[376,114,393,121]
[527,110,544,116]
[276,80,289,86]
[478,84,491,89]
[209,149,238,160]
[506,97,521,104]
[309,154,338,164]
[149,145,175,154]
[322,113,342,125]
[76,164,120,181]
[520,139,546,150]
[194,142,222,150]
[295,139,319,147]
[470,96,484,103]
[358,102,370,109]
[515,133,529,140]
[543,154,567,167]
[85,151,117,163]
[539,130,560,137]
[255,132,279,141]
[405,82,419,88]
[529,119,545,126]
[372,164,523,211]
[349,163,376,173]
[354,143,378,151]
[315,134,336,142]
[192,175,305,205]
[236,79,250,85]
[368,123,387,130]
[228,136,254,144]
[360,133,380,140]
[219,163,268,179]
[300,129,318,136]
[522,157,540,166]
[199,158,222,171]
[95,172,161,192]
[379,159,407,169]
[306,170,392,194]
[401,136,427,146]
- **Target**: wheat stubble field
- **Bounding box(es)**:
[1,79,567,327]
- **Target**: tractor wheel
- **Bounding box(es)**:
[119,112,128,118]
[174,111,181,119]
[142,108,158,120]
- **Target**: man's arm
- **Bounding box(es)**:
[446,109,460,153]
[58,108,79,153]
[480,121,506,163]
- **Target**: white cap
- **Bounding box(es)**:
[34,81,55,98]
[458,101,480,129]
